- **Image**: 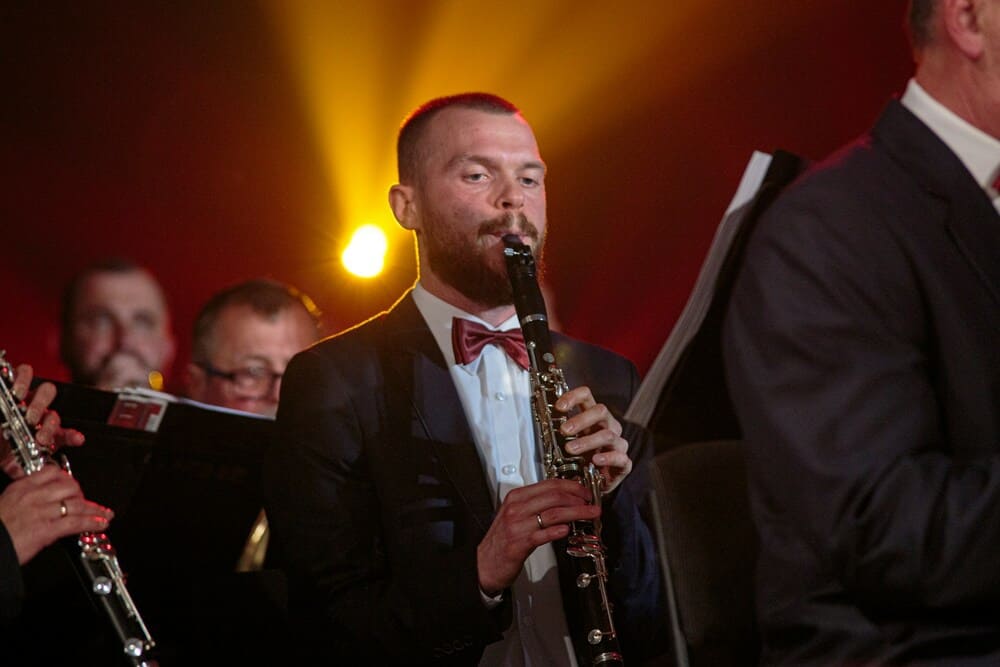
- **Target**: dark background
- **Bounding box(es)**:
[0,2,914,388]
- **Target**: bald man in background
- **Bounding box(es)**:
[60,258,175,391]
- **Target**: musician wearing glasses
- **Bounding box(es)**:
[1,364,114,621]
[184,279,322,418]
[265,93,664,664]
[183,278,323,574]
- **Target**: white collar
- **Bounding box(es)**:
[901,78,1000,198]
[411,283,520,369]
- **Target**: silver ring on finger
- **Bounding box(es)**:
[536,513,545,530]
[59,500,68,518]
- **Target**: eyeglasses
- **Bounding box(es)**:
[198,363,282,397]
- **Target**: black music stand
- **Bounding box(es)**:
[5,382,287,666]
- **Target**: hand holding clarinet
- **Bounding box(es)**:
[0,353,159,665]
[476,235,626,665]
[0,361,114,565]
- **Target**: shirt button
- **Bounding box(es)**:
[501,464,517,476]
[494,392,506,401]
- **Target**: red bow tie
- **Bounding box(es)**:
[451,317,530,370]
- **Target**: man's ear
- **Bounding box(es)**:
[944,0,986,59]
[389,184,418,231]
[184,362,206,400]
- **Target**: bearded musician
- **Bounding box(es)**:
[264,93,665,665]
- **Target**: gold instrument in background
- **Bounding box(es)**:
[0,351,160,667]
[236,509,269,572]
[502,238,625,666]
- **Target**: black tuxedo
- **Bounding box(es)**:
[265,292,663,664]
[0,475,24,624]
[724,100,1000,665]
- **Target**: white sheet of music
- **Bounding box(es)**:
[625,150,773,427]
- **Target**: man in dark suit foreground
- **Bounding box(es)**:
[724,1,1000,664]
[265,94,663,664]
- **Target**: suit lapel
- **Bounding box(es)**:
[877,101,1000,308]
[381,293,495,533]
[944,195,1000,308]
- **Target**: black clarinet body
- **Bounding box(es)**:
[0,352,159,667]
[502,236,625,666]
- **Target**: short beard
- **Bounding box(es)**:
[423,212,543,309]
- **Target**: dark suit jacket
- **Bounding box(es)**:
[265,292,664,664]
[0,474,24,624]
[724,100,1000,665]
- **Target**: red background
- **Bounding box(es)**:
[0,2,914,390]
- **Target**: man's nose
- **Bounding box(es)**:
[113,321,146,352]
[496,176,524,210]
[109,321,129,348]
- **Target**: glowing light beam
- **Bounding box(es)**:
[265,1,820,279]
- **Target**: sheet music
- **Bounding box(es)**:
[625,151,773,427]
[106,386,272,431]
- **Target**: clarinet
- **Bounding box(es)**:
[502,236,624,666]
[0,351,159,667]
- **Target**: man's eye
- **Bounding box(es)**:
[132,313,157,331]
[519,176,539,187]
[81,312,113,331]
[243,367,270,379]
[464,172,487,182]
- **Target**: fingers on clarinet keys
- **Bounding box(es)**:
[536,513,545,530]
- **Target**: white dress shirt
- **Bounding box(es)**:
[901,79,1000,213]
[412,284,578,667]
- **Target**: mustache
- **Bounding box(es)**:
[97,349,154,374]
[477,213,540,242]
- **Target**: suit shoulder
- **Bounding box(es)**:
[769,111,939,234]
[552,333,633,371]
[780,136,892,209]
[305,312,386,360]
[551,332,638,409]
[284,313,388,390]
[752,130,928,263]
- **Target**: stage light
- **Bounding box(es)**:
[266,1,816,282]
[342,224,388,278]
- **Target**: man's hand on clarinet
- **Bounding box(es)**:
[477,478,600,595]
[476,385,632,596]
[555,385,632,494]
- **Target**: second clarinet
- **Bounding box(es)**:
[502,235,624,666]
[0,352,159,667]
